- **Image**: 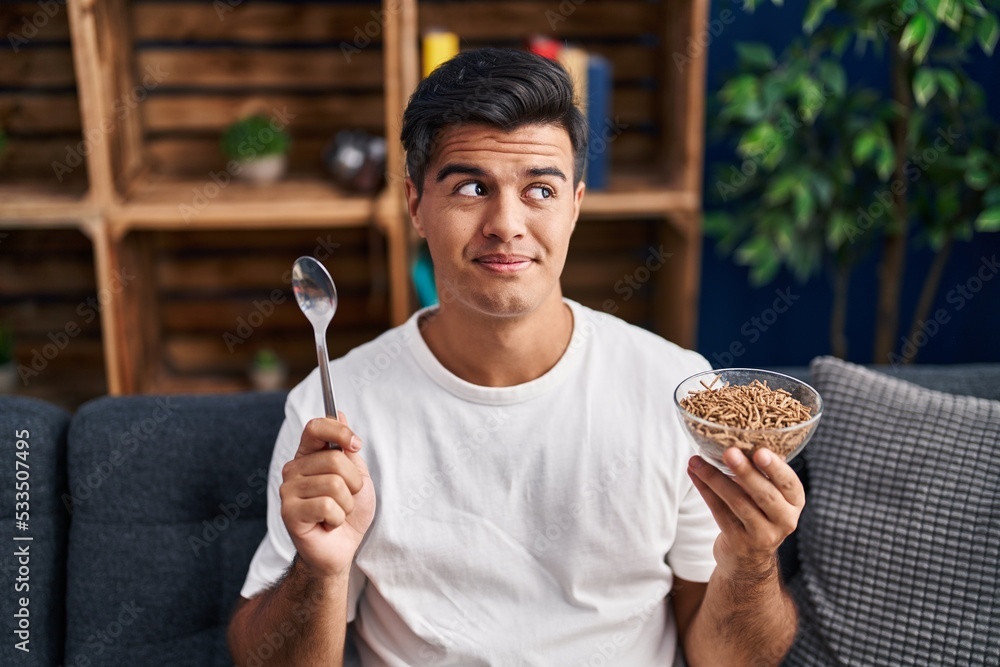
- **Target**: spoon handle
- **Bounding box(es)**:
[315,330,341,449]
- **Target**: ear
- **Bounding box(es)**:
[570,180,586,233]
[404,178,426,238]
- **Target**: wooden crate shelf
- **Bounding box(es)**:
[4,0,708,402]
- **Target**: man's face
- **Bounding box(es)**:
[405,123,585,320]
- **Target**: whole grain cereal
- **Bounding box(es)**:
[679,377,813,457]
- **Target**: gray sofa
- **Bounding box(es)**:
[1,360,998,666]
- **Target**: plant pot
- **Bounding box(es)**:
[236,155,288,185]
[249,363,288,392]
[0,362,16,393]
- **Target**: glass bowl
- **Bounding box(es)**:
[673,368,824,476]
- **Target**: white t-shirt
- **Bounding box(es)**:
[241,299,719,666]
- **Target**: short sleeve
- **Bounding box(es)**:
[666,477,720,583]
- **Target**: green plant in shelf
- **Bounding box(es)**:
[253,348,281,371]
[221,115,291,162]
[250,348,288,392]
[221,115,292,185]
[707,0,1000,362]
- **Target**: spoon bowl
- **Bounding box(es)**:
[291,256,340,432]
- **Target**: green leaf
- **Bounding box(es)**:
[797,75,826,123]
[764,172,799,205]
[963,0,987,17]
[875,149,895,181]
[912,68,938,107]
[719,76,767,124]
[750,255,781,285]
[977,13,999,55]
[975,206,1000,231]
[816,60,847,99]
[965,168,991,190]
[852,129,878,165]
[760,75,787,109]
[734,43,777,70]
[826,211,853,249]
[803,0,836,34]
[935,69,961,103]
[832,30,852,56]
[737,122,779,159]
[792,182,816,227]
[938,0,964,30]
[985,187,1000,207]
[914,18,936,63]
[899,13,929,52]
[703,211,735,237]
[735,235,773,267]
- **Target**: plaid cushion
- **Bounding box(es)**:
[784,356,1000,666]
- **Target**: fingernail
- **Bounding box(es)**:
[350,436,362,451]
[757,449,773,467]
[689,456,703,470]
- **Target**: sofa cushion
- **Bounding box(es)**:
[783,356,1000,666]
[0,396,71,666]
[64,392,286,667]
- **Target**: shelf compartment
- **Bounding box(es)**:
[409,0,707,211]
[564,214,700,348]
[0,2,90,217]
[112,227,392,395]
[119,0,389,197]
[0,229,107,409]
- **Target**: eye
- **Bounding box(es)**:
[457,182,487,197]
[526,185,554,200]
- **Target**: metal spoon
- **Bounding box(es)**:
[291,257,341,444]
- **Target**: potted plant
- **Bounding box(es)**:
[706,0,1000,361]
[0,325,15,392]
[249,348,288,391]
[221,115,291,185]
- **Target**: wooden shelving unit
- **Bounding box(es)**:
[0,0,708,406]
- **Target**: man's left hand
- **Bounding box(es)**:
[687,447,804,576]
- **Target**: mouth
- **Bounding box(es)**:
[473,253,534,274]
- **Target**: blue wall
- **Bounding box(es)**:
[697,1,1000,367]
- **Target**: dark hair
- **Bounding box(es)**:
[401,47,588,196]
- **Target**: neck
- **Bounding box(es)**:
[419,295,574,387]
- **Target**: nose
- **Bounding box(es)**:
[481,189,527,242]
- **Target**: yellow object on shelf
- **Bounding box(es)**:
[422,30,460,78]
[557,46,588,116]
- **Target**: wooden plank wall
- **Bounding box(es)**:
[564,218,659,327]
[131,0,387,179]
[416,0,665,176]
[0,230,106,408]
[0,1,88,194]
[149,227,391,388]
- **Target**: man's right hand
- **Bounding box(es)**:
[279,413,376,578]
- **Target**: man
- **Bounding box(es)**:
[229,47,802,666]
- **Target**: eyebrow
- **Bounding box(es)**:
[434,164,568,183]
[527,167,567,181]
[435,164,487,182]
